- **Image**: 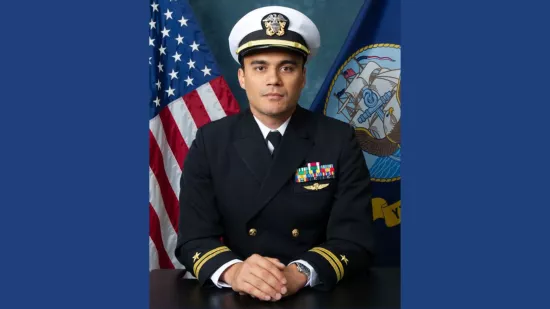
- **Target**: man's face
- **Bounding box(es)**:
[238,49,306,118]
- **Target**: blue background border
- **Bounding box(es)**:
[1,0,549,308]
[402,0,549,308]
[1,0,149,308]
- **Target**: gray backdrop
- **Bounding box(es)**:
[189,0,364,110]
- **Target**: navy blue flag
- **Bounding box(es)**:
[310,0,401,266]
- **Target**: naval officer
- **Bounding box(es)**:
[175,5,375,302]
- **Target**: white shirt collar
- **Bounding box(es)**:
[253,114,291,139]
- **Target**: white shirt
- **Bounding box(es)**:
[253,114,291,153]
[210,114,320,288]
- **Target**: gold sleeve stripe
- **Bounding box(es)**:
[309,248,342,281]
[194,247,230,279]
[193,246,228,275]
[313,247,345,279]
[193,246,228,267]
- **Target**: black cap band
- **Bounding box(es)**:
[237,29,309,58]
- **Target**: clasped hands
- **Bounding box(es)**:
[220,254,308,301]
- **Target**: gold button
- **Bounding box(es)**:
[249,228,257,236]
[292,229,299,238]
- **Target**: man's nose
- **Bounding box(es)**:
[265,68,282,86]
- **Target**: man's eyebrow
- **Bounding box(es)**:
[248,59,299,66]
[278,59,298,66]
[249,60,268,65]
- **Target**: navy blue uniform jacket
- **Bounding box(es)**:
[175,105,375,291]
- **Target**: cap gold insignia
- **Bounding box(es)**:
[262,13,288,36]
[303,183,329,191]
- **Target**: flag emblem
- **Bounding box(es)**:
[325,43,400,183]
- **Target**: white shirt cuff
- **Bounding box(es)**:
[289,259,320,287]
[210,259,242,288]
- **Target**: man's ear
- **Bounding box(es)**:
[237,67,245,90]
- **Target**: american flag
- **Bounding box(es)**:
[148,0,240,271]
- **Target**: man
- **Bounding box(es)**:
[175,5,375,302]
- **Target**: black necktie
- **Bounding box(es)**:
[266,131,282,152]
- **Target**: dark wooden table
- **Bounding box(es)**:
[150,267,400,309]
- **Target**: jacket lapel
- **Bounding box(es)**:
[243,106,316,222]
[232,109,273,184]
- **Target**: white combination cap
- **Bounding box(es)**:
[228,6,321,64]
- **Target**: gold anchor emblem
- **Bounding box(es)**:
[262,13,288,36]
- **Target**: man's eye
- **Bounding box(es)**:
[254,66,265,71]
[282,66,294,72]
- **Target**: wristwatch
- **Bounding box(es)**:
[294,262,311,283]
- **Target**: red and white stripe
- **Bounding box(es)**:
[149,76,240,271]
